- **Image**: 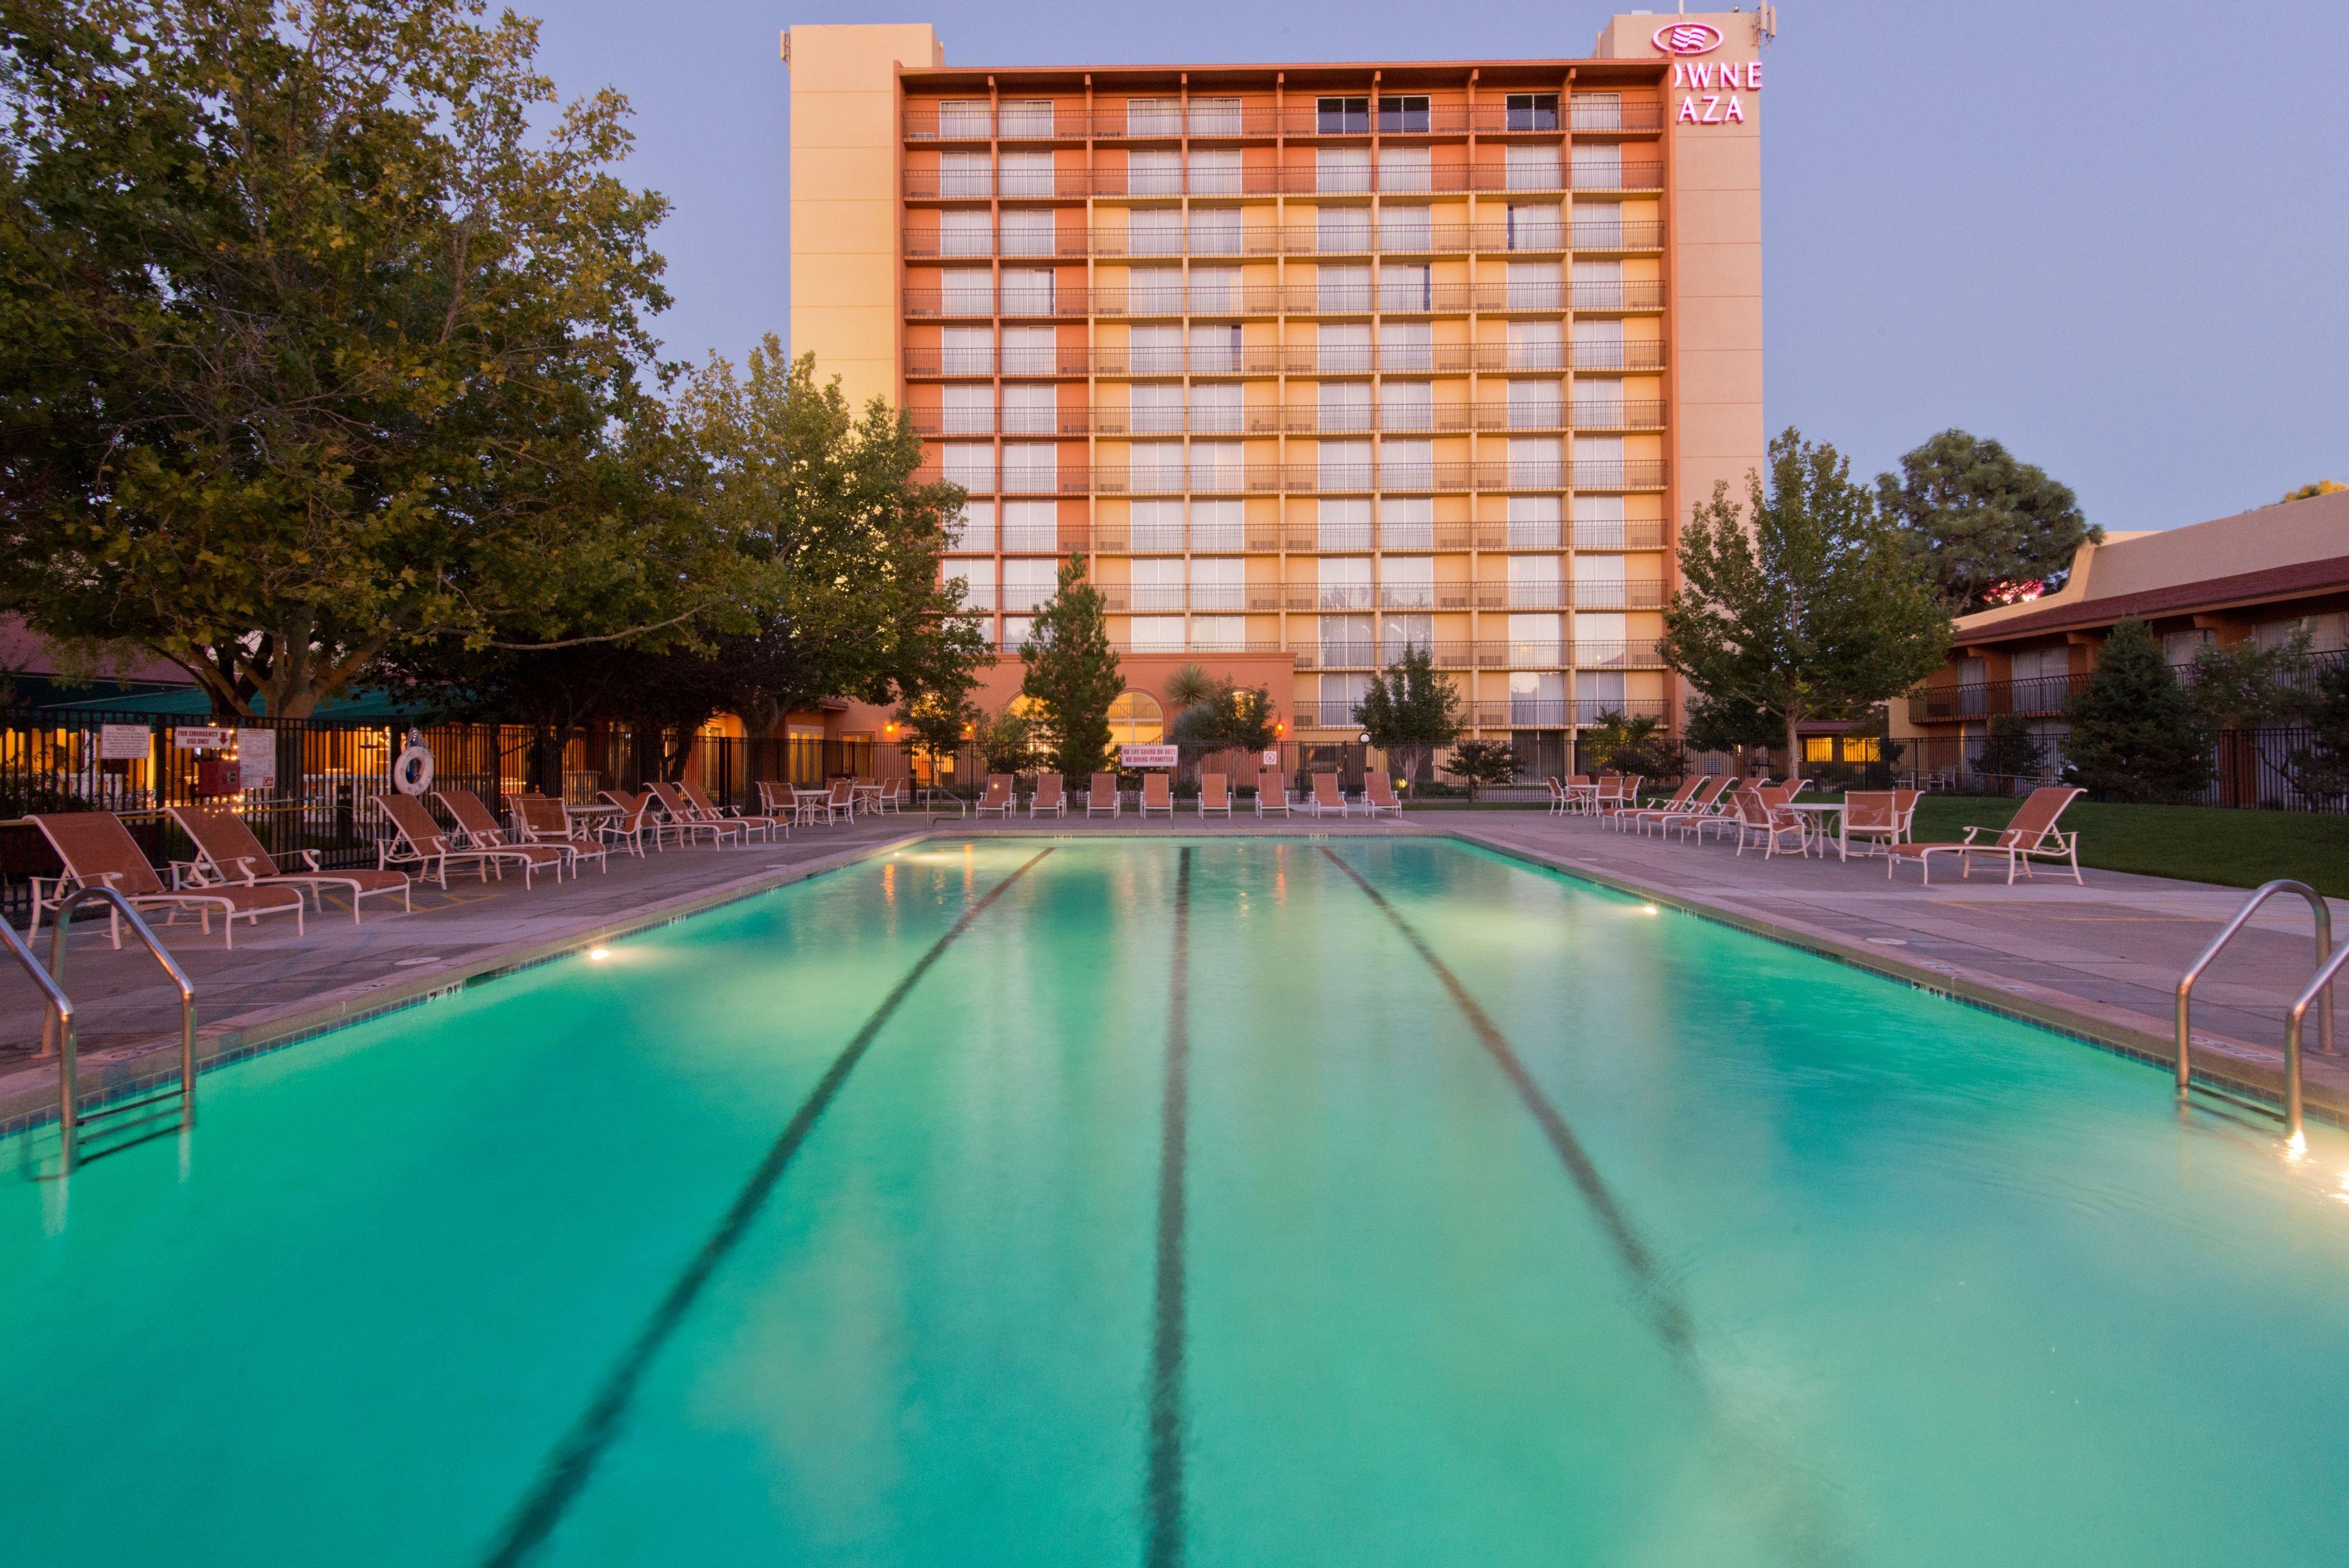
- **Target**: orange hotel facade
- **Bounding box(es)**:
[783,12,1766,774]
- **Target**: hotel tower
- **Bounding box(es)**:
[785,12,1766,772]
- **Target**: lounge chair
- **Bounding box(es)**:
[513,796,611,876]
[681,780,786,843]
[1199,773,1232,817]
[642,781,745,847]
[1308,772,1354,818]
[1654,774,1734,840]
[431,788,570,882]
[1362,773,1404,818]
[1140,773,1174,817]
[973,773,1016,818]
[1086,773,1121,817]
[598,789,677,856]
[1622,776,1704,836]
[1029,774,1068,817]
[29,811,305,948]
[1251,770,1291,817]
[376,793,529,889]
[1887,786,2083,886]
[1733,786,1809,859]
[169,802,412,921]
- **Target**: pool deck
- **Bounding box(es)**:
[4,806,2345,1134]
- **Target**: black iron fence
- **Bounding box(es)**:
[1893,726,2346,812]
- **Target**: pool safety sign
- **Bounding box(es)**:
[237,729,277,791]
[1120,744,1179,769]
[99,724,149,761]
[173,726,234,749]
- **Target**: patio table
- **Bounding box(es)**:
[1783,800,1847,861]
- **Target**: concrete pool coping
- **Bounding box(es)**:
[5,814,2343,1139]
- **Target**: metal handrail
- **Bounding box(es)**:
[2,915,76,1136]
[45,886,197,1173]
[2175,879,2335,1142]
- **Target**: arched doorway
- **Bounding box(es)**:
[1107,691,1165,746]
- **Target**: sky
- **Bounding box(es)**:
[526,0,2348,531]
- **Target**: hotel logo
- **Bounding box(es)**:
[1651,21,1724,56]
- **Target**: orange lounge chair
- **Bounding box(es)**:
[1362,773,1404,818]
[1199,772,1232,817]
[1086,772,1121,817]
[598,789,678,855]
[1623,776,1704,836]
[681,780,786,843]
[415,789,564,886]
[644,781,745,847]
[1653,774,1734,840]
[973,773,1016,818]
[169,803,412,921]
[1308,772,1353,818]
[1251,770,1291,817]
[1029,774,1068,817]
[1140,773,1174,817]
[29,811,305,948]
[1888,786,2082,885]
[513,796,611,876]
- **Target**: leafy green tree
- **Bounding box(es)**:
[1020,555,1124,777]
[1352,642,1461,786]
[2287,656,2349,805]
[970,705,1038,776]
[2061,617,2213,800]
[0,0,736,717]
[1877,429,2099,610]
[1660,429,1952,769]
[1442,739,1517,794]
[2186,626,2309,731]
[1581,709,1677,778]
[1971,714,2045,789]
[897,688,977,787]
[1680,692,1781,772]
[2283,480,2345,502]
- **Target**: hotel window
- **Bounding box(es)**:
[1577,611,1628,664]
[1379,379,1432,432]
[1317,263,1371,314]
[937,99,991,138]
[999,325,1054,375]
[1132,383,1185,435]
[1507,319,1563,372]
[1188,207,1242,254]
[1001,383,1056,436]
[1187,381,1242,434]
[1189,323,1241,374]
[1130,617,1185,652]
[1001,443,1057,494]
[1320,673,1371,725]
[1131,558,1185,611]
[1317,205,1371,254]
[1319,323,1372,375]
[1190,557,1244,611]
[1189,265,1240,315]
[998,208,1055,258]
[1131,442,1186,491]
[997,98,1054,138]
[1317,95,1369,134]
[1001,616,1036,651]
[1571,493,1624,549]
[1506,203,1562,251]
[1108,691,1166,742]
[1377,145,1431,194]
[1189,440,1244,492]
[1509,495,1563,549]
[942,326,994,376]
[2162,629,2214,665]
[941,267,993,315]
[1570,201,1622,249]
[1573,435,1625,486]
[1316,147,1371,194]
[939,209,991,258]
[1509,553,1563,607]
[1573,378,1626,429]
[1129,149,1182,196]
[1318,441,1372,497]
[1319,554,1372,609]
[1187,149,1241,196]
[1510,613,1564,667]
[1377,203,1432,251]
[1511,671,1566,725]
[1574,668,1628,715]
[1125,97,1182,136]
[941,384,993,435]
[1570,92,1623,132]
[1380,439,1435,492]
[1379,496,1433,550]
[1127,207,1183,257]
[999,268,1055,316]
[1506,92,1560,132]
[1190,616,1247,651]
[1506,260,1562,309]
[1378,94,1431,133]
[1188,96,1242,136]
[1507,379,1563,429]
[1382,613,1433,661]
[944,561,995,611]
[1381,556,1435,609]
[947,500,995,553]
[1318,497,1371,554]
[1131,325,1184,375]
[1570,143,1624,191]
[1377,321,1431,373]
[1318,380,1371,433]
[941,443,995,492]
[1321,614,1372,663]
[1573,258,1624,309]
[1129,265,1183,315]
[1509,437,1563,489]
[940,150,991,198]
[1505,144,1563,193]
[1572,317,1626,370]
[1573,553,1624,607]
[1002,558,1059,614]
[1130,499,1184,551]
[1190,500,1244,551]
[1378,262,1432,312]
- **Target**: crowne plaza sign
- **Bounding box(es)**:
[1652,19,1761,125]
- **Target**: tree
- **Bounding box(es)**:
[2061,617,2212,800]
[2287,657,2349,805]
[1681,691,1781,773]
[2186,626,2309,731]
[1660,428,1953,768]
[1877,430,2099,610]
[1971,714,2045,791]
[0,0,742,717]
[1019,555,1124,777]
[897,688,977,786]
[969,704,1036,777]
[1442,739,1517,795]
[1353,642,1461,786]
[1581,709,1678,778]
[2283,480,2345,503]
[1168,678,1277,770]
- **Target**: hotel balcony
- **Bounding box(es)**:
[904,280,1664,319]
[910,403,1664,439]
[903,102,1665,142]
[901,339,1666,378]
[900,160,1664,201]
[900,221,1667,261]
[921,459,1669,496]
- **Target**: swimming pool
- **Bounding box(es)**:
[5,837,2347,1565]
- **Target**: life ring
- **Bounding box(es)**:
[392,744,435,796]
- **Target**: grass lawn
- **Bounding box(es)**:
[1900,795,2349,898]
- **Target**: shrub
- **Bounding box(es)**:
[2062,618,2213,801]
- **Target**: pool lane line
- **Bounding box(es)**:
[476,847,1056,1568]
[1314,846,1694,1355]
[1145,846,1193,1568]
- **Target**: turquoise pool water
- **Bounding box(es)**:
[5,838,2348,1566]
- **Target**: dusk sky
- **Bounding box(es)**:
[528,0,2347,531]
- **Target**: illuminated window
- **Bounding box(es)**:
[1107,691,1165,745]
[1803,736,1835,763]
[1844,736,1882,762]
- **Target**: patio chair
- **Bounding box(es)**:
[1086,773,1121,817]
[974,774,1016,818]
[1621,776,1703,837]
[1887,786,2084,886]
[598,789,678,856]
[432,787,570,881]
[169,802,412,922]
[1197,773,1232,817]
[821,778,857,823]
[381,792,550,890]
[1545,776,1569,816]
[1654,775,1735,840]
[1362,773,1404,818]
[642,781,745,848]
[1140,773,1174,817]
[681,780,786,843]
[1733,786,1809,859]
[1560,774,1596,815]
[29,811,305,949]
[1308,772,1354,818]
[1838,791,1900,859]
[1029,774,1068,817]
[1251,769,1291,817]
[513,796,611,876]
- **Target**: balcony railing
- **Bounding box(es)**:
[918,459,1668,496]
[901,339,1667,378]
[1570,578,1667,608]
[903,102,1667,142]
[911,402,1667,439]
[901,222,1667,260]
[901,160,1664,200]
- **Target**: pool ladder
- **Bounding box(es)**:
[5,887,197,1175]
[2175,879,2343,1143]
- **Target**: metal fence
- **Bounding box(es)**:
[1893,726,2346,812]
